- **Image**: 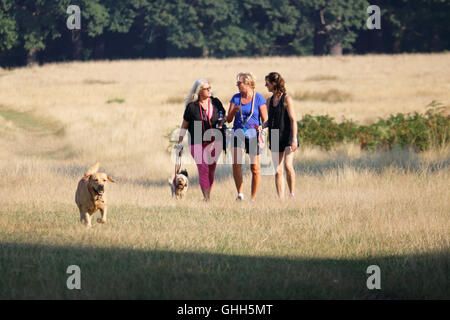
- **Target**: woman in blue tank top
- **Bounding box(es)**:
[226,72,268,201]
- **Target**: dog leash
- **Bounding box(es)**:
[173,144,183,191]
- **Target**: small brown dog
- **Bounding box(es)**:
[75,162,115,227]
[169,169,189,199]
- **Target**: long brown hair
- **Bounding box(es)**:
[265,72,286,94]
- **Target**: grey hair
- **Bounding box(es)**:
[185,78,212,105]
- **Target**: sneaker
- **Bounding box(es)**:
[236,193,244,201]
[289,193,295,199]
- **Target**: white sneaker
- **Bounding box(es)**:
[236,193,244,201]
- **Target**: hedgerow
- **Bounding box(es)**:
[297,101,449,151]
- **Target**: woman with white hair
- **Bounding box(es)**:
[176,79,226,201]
[227,72,268,201]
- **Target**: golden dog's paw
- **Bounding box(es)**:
[96,218,106,224]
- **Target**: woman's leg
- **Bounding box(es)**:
[249,154,260,201]
[284,146,296,196]
[271,150,285,199]
[201,188,210,201]
[232,147,244,195]
[208,144,221,189]
[191,144,211,200]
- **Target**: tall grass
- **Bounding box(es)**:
[293,89,352,103]
[0,54,449,299]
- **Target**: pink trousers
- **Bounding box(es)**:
[190,142,221,190]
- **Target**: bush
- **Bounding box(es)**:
[297,102,450,151]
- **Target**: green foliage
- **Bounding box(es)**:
[0,0,448,65]
[0,0,19,51]
[106,98,125,104]
[297,102,450,151]
[368,0,450,53]
[308,0,369,54]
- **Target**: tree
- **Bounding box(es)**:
[0,0,19,52]
[10,0,69,65]
[308,0,369,55]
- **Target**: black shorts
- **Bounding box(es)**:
[233,135,260,155]
[269,139,299,153]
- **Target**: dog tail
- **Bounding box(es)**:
[84,162,100,177]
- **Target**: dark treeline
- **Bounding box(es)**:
[0,0,448,67]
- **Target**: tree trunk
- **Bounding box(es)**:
[27,48,38,66]
[94,37,105,60]
[72,30,83,60]
[202,47,209,58]
[431,34,441,52]
[330,42,342,56]
[313,10,327,55]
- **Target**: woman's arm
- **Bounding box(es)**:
[226,102,239,123]
[259,103,268,125]
[177,119,189,144]
[284,94,298,152]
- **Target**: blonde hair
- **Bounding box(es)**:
[237,72,256,89]
[185,79,212,105]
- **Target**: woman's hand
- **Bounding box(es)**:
[174,143,184,156]
[217,117,226,129]
[290,139,298,152]
[226,103,239,123]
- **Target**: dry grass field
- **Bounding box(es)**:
[0,53,449,299]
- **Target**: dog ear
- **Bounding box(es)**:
[107,175,115,183]
[180,169,188,178]
[85,162,100,176]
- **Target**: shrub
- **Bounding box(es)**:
[297,102,450,152]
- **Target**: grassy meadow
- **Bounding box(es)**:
[0,53,449,299]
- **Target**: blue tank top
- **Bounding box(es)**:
[230,92,266,139]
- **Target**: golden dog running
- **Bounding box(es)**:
[75,162,115,227]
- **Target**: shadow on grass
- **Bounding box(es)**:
[0,242,448,299]
[294,148,450,175]
[117,165,234,188]
[53,148,449,188]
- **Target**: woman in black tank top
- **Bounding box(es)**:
[264,72,298,200]
[268,93,292,152]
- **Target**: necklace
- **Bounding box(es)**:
[198,98,212,130]
[272,93,283,107]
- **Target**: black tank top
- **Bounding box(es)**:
[268,93,291,147]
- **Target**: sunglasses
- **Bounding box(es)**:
[201,87,211,91]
